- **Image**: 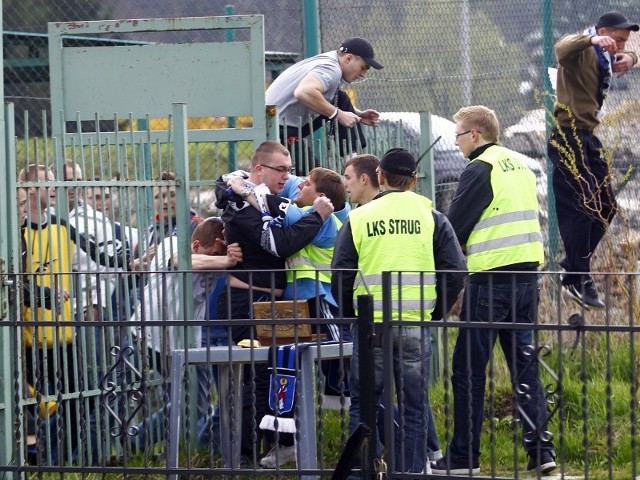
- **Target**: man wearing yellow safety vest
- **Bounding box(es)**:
[432,105,556,476]
[332,148,466,474]
[19,164,75,464]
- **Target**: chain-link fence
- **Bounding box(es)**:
[3,0,640,267]
[3,0,305,140]
[318,0,640,271]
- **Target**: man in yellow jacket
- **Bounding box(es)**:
[332,148,466,474]
[432,105,555,476]
[19,163,76,463]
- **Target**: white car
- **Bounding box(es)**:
[367,112,468,185]
[366,112,547,210]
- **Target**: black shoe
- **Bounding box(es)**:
[526,450,556,474]
[431,456,479,475]
[563,280,605,309]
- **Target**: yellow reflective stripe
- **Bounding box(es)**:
[372,299,437,311]
[467,232,543,255]
[360,273,437,286]
[473,210,538,231]
[287,255,329,270]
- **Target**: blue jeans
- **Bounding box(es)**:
[349,325,439,473]
[449,280,554,464]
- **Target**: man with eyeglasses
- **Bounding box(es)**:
[214,140,335,465]
[266,37,383,171]
[432,105,555,476]
[548,11,638,309]
[226,166,352,468]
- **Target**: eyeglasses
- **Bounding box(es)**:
[455,130,473,139]
[260,164,293,174]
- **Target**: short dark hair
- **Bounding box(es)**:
[158,171,176,181]
[381,171,414,190]
[192,217,224,248]
[251,141,290,168]
[344,154,380,188]
[309,167,346,209]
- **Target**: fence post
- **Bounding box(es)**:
[225,4,238,170]
[541,0,558,270]
[1,102,21,474]
[301,0,320,57]
[266,105,279,142]
[417,113,441,383]
[172,102,198,450]
[380,272,395,475]
[357,294,376,480]
[418,112,435,202]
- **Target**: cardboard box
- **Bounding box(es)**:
[253,300,315,343]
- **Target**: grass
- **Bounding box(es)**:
[428,326,640,480]
[15,134,255,184]
[20,321,640,480]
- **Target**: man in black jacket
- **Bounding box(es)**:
[331,148,466,474]
[215,140,334,463]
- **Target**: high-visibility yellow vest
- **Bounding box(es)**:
[466,145,544,273]
[27,383,57,418]
[23,221,75,348]
[349,191,437,322]
[286,213,342,285]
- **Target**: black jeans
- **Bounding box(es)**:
[449,279,554,464]
[25,343,78,464]
[217,287,276,456]
[548,126,617,284]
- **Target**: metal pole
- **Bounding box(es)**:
[541,0,558,269]
[460,0,472,105]
[302,0,322,167]
[225,4,237,170]
[1,99,21,475]
[172,102,198,452]
[357,294,376,480]
[380,272,395,475]
[418,112,435,201]
[302,0,321,57]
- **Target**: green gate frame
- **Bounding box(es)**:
[48,15,268,146]
[0,0,22,466]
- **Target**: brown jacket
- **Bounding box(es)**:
[554,33,638,131]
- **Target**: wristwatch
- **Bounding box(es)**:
[240,186,253,199]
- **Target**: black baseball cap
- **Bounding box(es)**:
[339,37,383,70]
[596,11,639,31]
[380,148,416,177]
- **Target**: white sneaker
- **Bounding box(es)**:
[259,444,297,468]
